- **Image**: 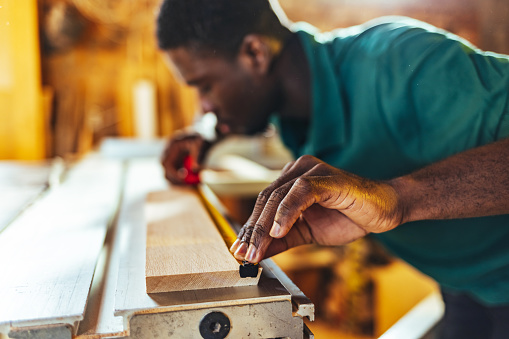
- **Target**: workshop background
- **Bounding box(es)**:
[1,0,508,338]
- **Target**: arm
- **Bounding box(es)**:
[393,137,509,222]
[230,138,509,263]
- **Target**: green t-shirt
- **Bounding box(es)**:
[275,17,509,305]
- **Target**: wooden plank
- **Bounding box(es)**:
[115,159,170,315]
[201,154,281,197]
[77,158,166,338]
[75,195,126,339]
[0,161,51,232]
[0,187,45,233]
[115,160,288,323]
[75,152,171,338]
[145,188,260,293]
[0,155,122,333]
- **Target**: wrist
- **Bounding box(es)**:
[386,176,415,225]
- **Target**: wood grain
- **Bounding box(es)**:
[115,160,282,324]
[145,188,260,293]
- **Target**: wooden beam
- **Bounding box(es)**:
[0,161,51,232]
[0,156,123,333]
[115,160,280,325]
[145,188,260,293]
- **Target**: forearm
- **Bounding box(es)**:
[390,138,509,223]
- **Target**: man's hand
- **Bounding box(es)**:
[230,138,509,263]
[161,132,212,185]
[229,155,403,263]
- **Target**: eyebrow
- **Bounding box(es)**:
[186,79,200,86]
[186,74,208,87]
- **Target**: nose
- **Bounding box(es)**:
[200,97,216,114]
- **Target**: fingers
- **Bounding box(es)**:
[301,204,368,246]
[244,175,347,262]
[280,160,296,175]
[231,155,325,262]
[244,179,301,263]
[231,154,395,263]
[229,238,247,258]
[263,216,314,258]
[160,133,204,185]
[230,190,273,259]
[272,177,318,237]
[230,156,317,260]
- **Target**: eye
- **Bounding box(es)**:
[199,84,211,95]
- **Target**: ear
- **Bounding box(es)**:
[237,34,279,75]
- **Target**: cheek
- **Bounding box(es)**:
[214,70,274,126]
[217,77,252,110]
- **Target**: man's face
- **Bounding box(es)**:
[165,46,280,136]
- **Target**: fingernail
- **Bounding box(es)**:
[234,242,248,259]
[245,244,257,262]
[230,239,240,253]
[270,221,281,237]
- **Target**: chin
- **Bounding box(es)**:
[243,123,270,136]
[221,119,269,137]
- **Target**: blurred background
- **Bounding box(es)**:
[1,0,508,338]
[1,0,508,161]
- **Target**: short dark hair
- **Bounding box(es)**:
[156,0,290,57]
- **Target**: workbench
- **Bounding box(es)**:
[0,138,445,339]
[0,140,314,339]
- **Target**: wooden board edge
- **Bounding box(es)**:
[146,268,261,294]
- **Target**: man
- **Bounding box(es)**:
[157,0,509,337]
